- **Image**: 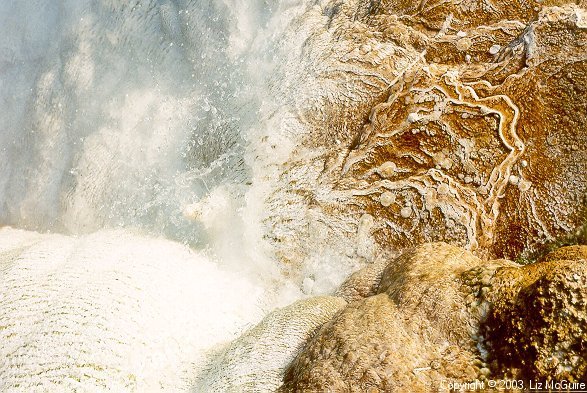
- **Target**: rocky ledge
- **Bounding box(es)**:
[200,243,586,391]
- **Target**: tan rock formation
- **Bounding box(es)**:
[334,254,390,303]
[538,244,587,262]
[280,244,587,391]
[482,246,587,381]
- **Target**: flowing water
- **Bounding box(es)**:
[0,0,325,390]
[0,0,310,276]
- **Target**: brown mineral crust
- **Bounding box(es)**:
[261,0,586,278]
[379,0,543,29]
[280,244,587,391]
[338,65,523,255]
[259,1,427,266]
[482,254,587,381]
[488,10,587,259]
[281,243,501,392]
[539,244,587,262]
[289,4,427,152]
[332,4,587,260]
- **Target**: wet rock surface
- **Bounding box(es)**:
[260,0,587,273]
[192,296,347,392]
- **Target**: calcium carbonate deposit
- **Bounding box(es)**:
[1,0,586,391]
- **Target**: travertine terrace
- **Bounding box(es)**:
[0,0,585,391]
[259,0,587,270]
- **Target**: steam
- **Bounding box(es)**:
[0,0,269,243]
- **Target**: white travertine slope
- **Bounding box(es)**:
[192,296,346,392]
[0,227,266,392]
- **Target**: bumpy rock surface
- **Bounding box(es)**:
[280,244,587,391]
[482,246,587,381]
[334,254,391,303]
[538,244,587,262]
[256,0,587,276]
[281,243,503,391]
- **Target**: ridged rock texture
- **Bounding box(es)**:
[281,243,587,391]
[255,0,587,279]
[0,228,267,392]
[192,297,347,392]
